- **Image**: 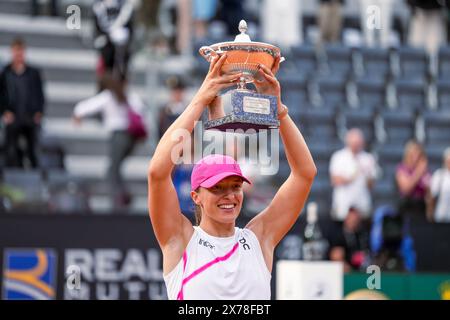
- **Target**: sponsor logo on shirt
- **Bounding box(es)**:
[198,239,215,250]
[239,237,251,250]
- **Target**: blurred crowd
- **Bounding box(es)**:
[157,0,450,55]
[14,0,450,55]
[325,131,450,273]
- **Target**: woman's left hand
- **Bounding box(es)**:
[253,56,282,108]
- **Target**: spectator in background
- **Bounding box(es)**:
[396,140,431,223]
[261,0,302,49]
[192,0,218,40]
[360,0,394,48]
[318,0,344,45]
[158,75,188,138]
[0,38,45,169]
[93,0,137,81]
[156,0,185,55]
[328,206,371,272]
[175,0,192,55]
[137,0,160,31]
[428,147,450,223]
[407,0,448,56]
[72,72,147,210]
[370,205,413,272]
[330,128,377,221]
[31,0,58,17]
[217,0,246,37]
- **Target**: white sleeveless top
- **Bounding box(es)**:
[163,226,271,300]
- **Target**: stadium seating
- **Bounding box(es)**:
[278,73,310,118]
[340,108,376,146]
[423,111,450,145]
[437,45,450,79]
[436,78,450,110]
[38,135,65,171]
[355,77,387,110]
[373,178,398,209]
[374,144,403,181]
[1,0,448,218]
[359,47,391,81]
[324,45,353,79]
[46,169,90,213]
[397,46,429,80]
[1,169,46,212]
[300,108,339,141]
[381,109,416,145]
[395,78,427,110]
[290,44,317,77]
[316,77,348,108]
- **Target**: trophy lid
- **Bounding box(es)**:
[199,20,284,82]
[200,19,281,58]
[234,20,251,43]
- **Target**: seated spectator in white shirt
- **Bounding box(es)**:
[329,128,378,221]
[429,147,450,223]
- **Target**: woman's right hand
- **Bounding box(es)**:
[193,53,243,106]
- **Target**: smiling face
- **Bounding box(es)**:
[191,176,244,225]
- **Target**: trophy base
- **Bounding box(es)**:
[204,114,279,132]
[205,90,279,133]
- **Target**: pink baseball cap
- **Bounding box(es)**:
[191,154,251,191]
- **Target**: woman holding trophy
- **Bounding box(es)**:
[148,31,317,299]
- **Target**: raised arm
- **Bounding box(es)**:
[72,90,108,122]
[148,53,242,252]
[247,61,317,252]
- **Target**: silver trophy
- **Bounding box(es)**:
[199,20,284,132]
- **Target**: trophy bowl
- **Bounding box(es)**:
[199,20,284,132]
[199,42,281,83]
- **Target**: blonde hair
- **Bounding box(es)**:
[403,140,424,163]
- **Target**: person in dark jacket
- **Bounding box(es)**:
[93,0,135,81]
[0,38,45,168]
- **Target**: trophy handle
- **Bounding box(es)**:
[199,46,219,62]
